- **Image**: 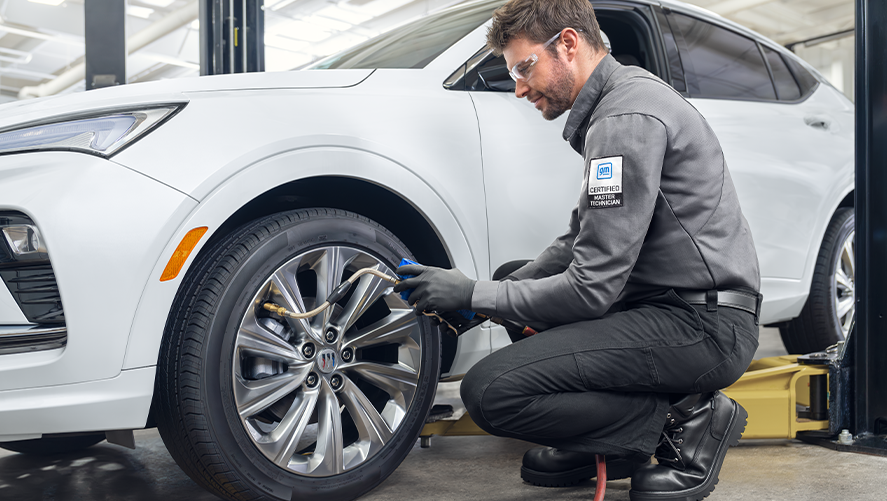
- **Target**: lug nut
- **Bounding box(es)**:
[330,374,343,391]
[306,372,319,389]
[341,347,354,363]
[301,342,316,359]
[325,328,338,343]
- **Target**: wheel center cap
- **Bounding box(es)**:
[317,349,338,374]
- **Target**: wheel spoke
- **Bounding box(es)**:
[309,382,344,476]
[270,263,315,340]
[842,235,855,277]
[340,375,393,453]
[235,367,311,418]
[238,317,303,365]
[835,269,853,292]
[842,308,854,333]
[836,296,854,319]
[337,264,396,333]
[311,248,359,328]
[346,308,419,351]
[345,361,419,409]
[256,388,319,467]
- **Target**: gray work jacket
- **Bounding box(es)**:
[471,54,760,327]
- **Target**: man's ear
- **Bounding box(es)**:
[560,28,582,62]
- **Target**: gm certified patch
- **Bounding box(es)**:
[587,156,623,209]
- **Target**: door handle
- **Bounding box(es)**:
[804,115,832,131]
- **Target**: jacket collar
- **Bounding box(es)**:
[562,54,620,154]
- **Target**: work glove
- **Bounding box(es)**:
[426,310,486,338]
[393,265,476,313]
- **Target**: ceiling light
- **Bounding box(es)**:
[264,34,309,53]
[139,0,175,6]
[128,5,155,18]
[347,0,413,17]
[269,0,299,11]
[267,19,331,42]
[315,5,373,25]
[191,20,200,30]
[306,15,352,31]
[28,0,66,6]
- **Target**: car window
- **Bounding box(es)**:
[309,0,504,70]
[669,13,776,101]
[762,46,801,101]
[781,54,820,99]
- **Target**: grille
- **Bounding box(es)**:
[1,265,65,325]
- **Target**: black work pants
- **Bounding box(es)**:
[460,289,759,458]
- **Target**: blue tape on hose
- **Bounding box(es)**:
[397,258,476,320]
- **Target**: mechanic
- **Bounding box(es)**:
[394,0,761,499]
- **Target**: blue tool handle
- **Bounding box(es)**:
[397,258,476,320]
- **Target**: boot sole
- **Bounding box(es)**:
[521,459,641,487]
[628,401,748,501]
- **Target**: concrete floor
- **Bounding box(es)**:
[2,328,885,501]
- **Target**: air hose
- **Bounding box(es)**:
[262,267,400,319]
[594,454,607,501]
[262,262,538,337]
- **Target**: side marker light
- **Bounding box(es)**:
[160,227,208,282]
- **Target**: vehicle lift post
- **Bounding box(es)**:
[792,0,887,454]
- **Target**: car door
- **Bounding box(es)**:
[661,10,853,320]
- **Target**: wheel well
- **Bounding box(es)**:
[199,176,452,269]
[838,191,854,209]
[189,176,459,374]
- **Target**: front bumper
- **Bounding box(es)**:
[0,152,196,395]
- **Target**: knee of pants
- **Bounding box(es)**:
[460,364,486,421]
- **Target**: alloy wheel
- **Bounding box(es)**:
[834,230,855,338]
[232,246,422,477]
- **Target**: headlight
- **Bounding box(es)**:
[0,104,183,158]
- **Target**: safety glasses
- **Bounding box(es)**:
[508,29,582,82]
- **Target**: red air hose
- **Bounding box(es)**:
[594,454,607,501]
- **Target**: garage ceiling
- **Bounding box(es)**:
[0,0,854,102]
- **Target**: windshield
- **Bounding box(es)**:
[309,0,505,70]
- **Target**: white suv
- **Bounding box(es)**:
[0,0,853,500]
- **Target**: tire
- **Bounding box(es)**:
[154,208,439,501]
[0,434,105,455]
[779,208,855,354]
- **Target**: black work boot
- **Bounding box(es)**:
[629,391,747,501]
[521,447,650,487]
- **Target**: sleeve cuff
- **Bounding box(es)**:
[471,280,499,314]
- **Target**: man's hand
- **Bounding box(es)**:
[393,265,476,313]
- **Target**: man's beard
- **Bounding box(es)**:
[541,57,575,121]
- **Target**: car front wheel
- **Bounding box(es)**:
[779,207,854,354]
[155,208,439,501]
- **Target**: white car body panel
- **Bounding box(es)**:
[0,0,855,438]
[122,144,491,372]
[0,366,154,438]
[690,84,854,322]
[0,153,195,393]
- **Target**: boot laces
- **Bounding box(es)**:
[654,412,686,470]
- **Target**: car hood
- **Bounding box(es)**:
[0,69,374,130]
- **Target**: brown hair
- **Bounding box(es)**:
[486,0,606,56]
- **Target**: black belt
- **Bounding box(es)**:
[675,289,762,322]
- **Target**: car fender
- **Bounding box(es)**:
[122,146,479,370]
